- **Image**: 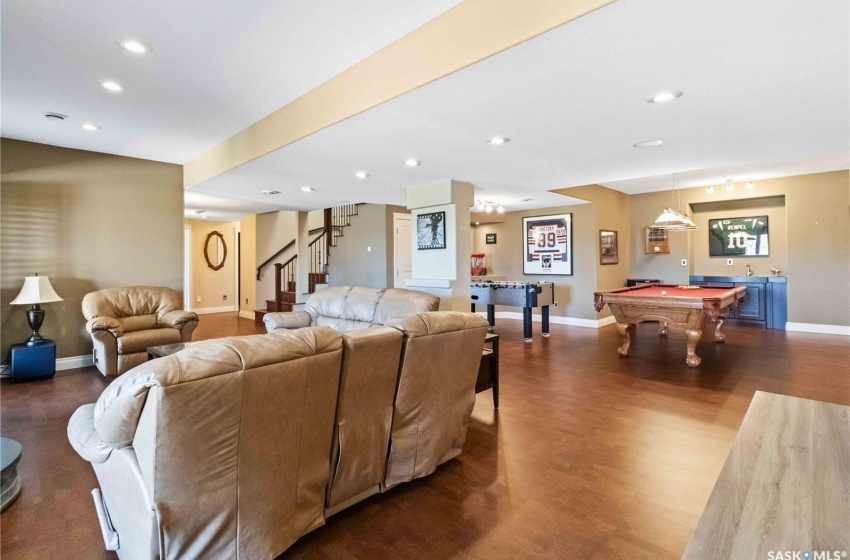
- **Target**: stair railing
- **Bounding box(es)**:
[273,255,297,312]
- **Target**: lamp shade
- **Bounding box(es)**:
[10,276,63,305]
[652,208,698,230]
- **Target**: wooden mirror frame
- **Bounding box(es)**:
[204,231,227,271]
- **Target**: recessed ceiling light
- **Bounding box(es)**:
[354,171,369,179]
[497,204,505,213]
[403,159,421,167]
[261,190,280,195]
[633,140,663,148]
[118,39,152,54]
[726,180,735,192]
[486,137,510,145]
[43,112,67,121]
[301,186,314,192]
[100,80,124,92]
[745,180,754,190]
[475,222,480,225]
[82,124,101,132]
[647,91,683,104]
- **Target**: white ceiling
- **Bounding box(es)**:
[0,0,462,163]
[183,191,283,223]
[191,0,849,213]
[4,0,848,218]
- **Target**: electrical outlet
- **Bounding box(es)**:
[681,259,687,267]
[245,298,248,305]
[223,294,227,301]
[727,258,734,266]
[196,296,202,303]
[553,302,559,309]
[367,246,372,252]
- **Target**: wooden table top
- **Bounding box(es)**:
[682,391,850,559]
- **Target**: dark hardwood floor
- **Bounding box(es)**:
[1,313,848,559]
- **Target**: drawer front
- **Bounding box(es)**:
[734,283,766,321]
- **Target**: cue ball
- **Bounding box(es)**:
[661,290,667,296]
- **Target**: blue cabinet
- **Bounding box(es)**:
[10,340,56,380]
[689,276,787,329]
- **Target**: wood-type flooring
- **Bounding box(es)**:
[2,313,848,559]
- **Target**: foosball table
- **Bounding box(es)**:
[470,281,555,341]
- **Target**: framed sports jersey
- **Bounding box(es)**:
[522,213,573,275]
[708,215,769,257]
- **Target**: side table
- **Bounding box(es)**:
[1,438,22,511]
[147,341,193,361]
[10,339,55,381]
[475,333,499,408]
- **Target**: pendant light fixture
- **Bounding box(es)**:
[651,173,697,230]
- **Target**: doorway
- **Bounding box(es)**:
[183,226,192,310]
[393,213,412,288]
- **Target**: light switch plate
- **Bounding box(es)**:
[196,296,202,303]
[681,259,687,266]
[727,258,734,265]
[367,246,372,252]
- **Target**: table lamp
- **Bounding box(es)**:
[10,275,63,345]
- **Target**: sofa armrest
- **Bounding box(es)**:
[86,317,123,338]
[159,310,198,330]
[68,404,114,464]
[264,311,311,332]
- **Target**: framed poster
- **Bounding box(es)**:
[645,226,670,254]
[599,230,618,265]
[709,215,769,257]
[522,213,572,275]
[485,233,497,244]
[416,211,446,250]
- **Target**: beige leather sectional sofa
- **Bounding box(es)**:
[68,310,488,560]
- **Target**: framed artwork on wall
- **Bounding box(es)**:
[416,211,446,250]
[485,233,497,244]
[522,213,573,275]
[645,227,670,254]
[709,215,769,256]
[599,230,618,265]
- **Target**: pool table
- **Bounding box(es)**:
[593,284,747,367]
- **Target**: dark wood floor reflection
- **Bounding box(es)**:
[2,313,848,559]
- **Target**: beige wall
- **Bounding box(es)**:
[471,202,599,320]
[1,139,184,360]
[185,219,239,311]
[329,204,406,289]
[628,170,849,326]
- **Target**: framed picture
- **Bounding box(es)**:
[599,230,618,265]
[416,211,446,250]
[485,233,497,244]
[522,213,572,275]
[709,215,769,257]
[645,227,670,254]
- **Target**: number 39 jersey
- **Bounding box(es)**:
[526,220,568,262]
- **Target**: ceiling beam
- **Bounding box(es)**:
[183,0,617,189]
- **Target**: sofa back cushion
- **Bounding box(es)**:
[307,286,384,331]
[82,286,182,322]
[372,288,439,325]
[383,312,488,489]
[117,314,158,333]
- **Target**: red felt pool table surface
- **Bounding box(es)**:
[610,284,734,300]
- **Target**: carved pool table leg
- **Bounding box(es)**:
[714,316,726,343]
[616,323,631,357]
[685,328,702,367]
[659,322,668,336]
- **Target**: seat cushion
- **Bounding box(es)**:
[117,329,181,355]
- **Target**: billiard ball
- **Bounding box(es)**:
[661,290,667,296]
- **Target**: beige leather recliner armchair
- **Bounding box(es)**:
[67,328,344,560]
[82,286,198,376]
[263,286,439,333]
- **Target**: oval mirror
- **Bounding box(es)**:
[204,231,227,271]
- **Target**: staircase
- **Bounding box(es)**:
[254,204,360,323]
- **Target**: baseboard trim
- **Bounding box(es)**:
[192,305,238,315]
[57,355,95,371]
[785,322,850,336]
[476,311,616,329]
[238,310,255,320]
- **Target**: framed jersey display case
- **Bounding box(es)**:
[522,213,573,275]
[708,215,769,257]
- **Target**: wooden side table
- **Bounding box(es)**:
[475,333,499,408]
